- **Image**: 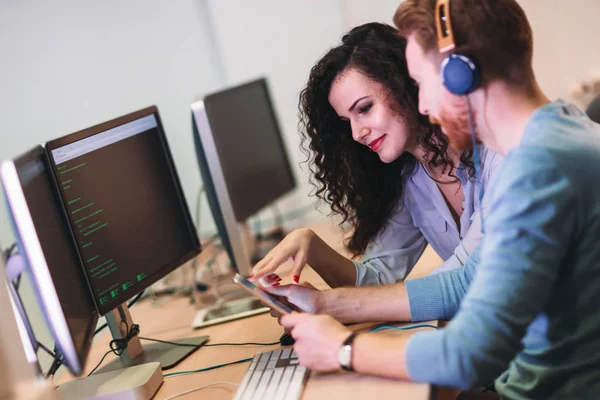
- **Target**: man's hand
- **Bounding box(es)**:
[280,312,352,372]
[264,283,325,316]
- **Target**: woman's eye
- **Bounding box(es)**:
[358,103,372,114]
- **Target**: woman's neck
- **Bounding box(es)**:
[409,145,462,180]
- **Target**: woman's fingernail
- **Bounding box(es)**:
[248,274,254,279]
[293,275,299,284]
[272,283,281,287]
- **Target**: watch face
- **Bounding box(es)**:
[338,345,352,369]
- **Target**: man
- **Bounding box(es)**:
[263,0,600,398]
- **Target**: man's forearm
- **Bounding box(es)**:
[319,283,412,324]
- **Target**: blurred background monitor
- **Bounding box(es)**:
[191,78,296,277]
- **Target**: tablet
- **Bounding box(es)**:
[233,274,294,315]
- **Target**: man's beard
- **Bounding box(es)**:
[436,96,477,153]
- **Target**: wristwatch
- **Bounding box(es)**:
[338,332,359,372]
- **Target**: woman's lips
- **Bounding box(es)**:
[368,135,386,151]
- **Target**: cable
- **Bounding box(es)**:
[44,354,64,379]
[3,242,17,261]
[466,95,485,233]
[87,314,140,377]
[86,349,114,377]
[37,341,57,359]
[163,357,253,379]
[163,381,239,400]
[94,290,146,336]
[369,323,439,333]
[139,336,279,348]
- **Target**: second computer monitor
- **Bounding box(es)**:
[1,146,99,376]
[191,78,296,276]
[46,106,201,315]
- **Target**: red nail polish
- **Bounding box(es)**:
[293,275,299,284]
[272,283,281,287]
[248,274,254,279]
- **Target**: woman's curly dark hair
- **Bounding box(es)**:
[299,22,474,257]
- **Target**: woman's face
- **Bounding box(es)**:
[328,68,416,163]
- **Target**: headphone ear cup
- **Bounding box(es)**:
[441,54,480,95]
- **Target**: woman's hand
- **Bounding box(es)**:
[250,228,316,284]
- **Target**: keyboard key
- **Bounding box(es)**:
[281,349,292,359]
[273,366,295,400]
[286,366,307,399]
[262,368,284,400]
[235,350,308,400]
[251,369,273,400]
[269,349,282,360]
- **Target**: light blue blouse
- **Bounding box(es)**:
[353,146,503,285]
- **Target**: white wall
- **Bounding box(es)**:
[0,0,225,372]
[338,0,600,102]
[0,0,225,244]
[205,0,347,223]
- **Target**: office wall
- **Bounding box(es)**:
[0,0,225,372]
[338,0,600,102]
[205,0,347,223]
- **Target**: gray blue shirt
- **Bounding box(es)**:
[354,147,503,285]
[405,101,600,398]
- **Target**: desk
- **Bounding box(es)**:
[62,220,448,400]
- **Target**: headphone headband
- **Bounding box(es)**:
[435,0,456,53]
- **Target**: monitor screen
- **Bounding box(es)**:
[203,78,296,222]
[2,145,98,375]
[46,107,200,315]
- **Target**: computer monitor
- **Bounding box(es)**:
[45,106,201,315]
[45,106,207,372]
[191,78,296,276]
[1,145,99,376]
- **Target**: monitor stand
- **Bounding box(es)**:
[98,303,209,374]
[2,256,162,400]
[57,362,163,400]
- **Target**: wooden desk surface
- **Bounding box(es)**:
[62,219,447,399]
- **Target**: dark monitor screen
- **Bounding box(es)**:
[11,146,98,372]
[46,107,200,315]
[203,78,296,222]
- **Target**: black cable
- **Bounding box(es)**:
[94,290,145,336]
[37,341,57,359]
[109,320,140,357]
[86,349,113,377]
[139,336,280,348]
[3,242,17,261]
[87,320,140,377]
[163,357,254,378]
[44,351,64,378]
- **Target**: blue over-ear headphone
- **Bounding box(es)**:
[435,0,480,95]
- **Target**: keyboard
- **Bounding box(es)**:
[234,348,309,400]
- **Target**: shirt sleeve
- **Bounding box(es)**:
[404,148,575,389]
[354,203,427,286]
[405,247,479,321]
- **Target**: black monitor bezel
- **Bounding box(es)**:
[203,78,297,222]
[45,106,201,315]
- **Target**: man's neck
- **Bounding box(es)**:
[479,81,551,156]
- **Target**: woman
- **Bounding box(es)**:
[251,23,501,288]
